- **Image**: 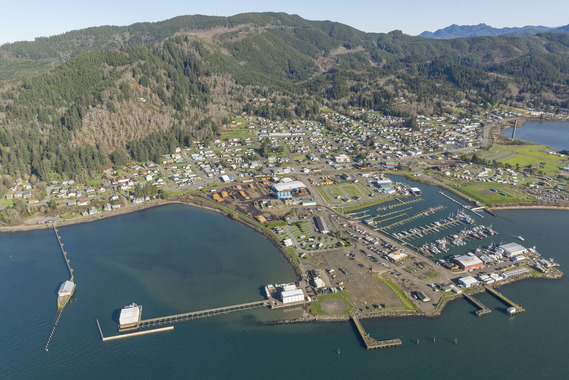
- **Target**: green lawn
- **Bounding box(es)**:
[377,276,418,311]
[310,291,354,315]
[454,183,534,205]
[482,144,564,169]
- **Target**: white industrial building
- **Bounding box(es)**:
[58,280,75,296]
[499,242,528,258]
[314,277,325,289]
[273,181,306,192]
[119,304,142,329]
[280,284,305,304]
[458,276,480,288]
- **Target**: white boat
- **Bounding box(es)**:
[517,235,525,241]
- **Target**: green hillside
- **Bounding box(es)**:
[0,12,568,181]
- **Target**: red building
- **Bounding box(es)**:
[453,255,483,270]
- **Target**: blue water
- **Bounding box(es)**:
[1,202,569,379]
[502,121,569,150]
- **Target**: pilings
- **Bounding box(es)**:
[463,293,491,317]
[351,316,402,350]
[53,223,74,282]
[139,300,269,328]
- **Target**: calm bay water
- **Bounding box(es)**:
[502,121,569,150]
[1,202,569,379]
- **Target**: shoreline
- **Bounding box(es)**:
[260,268,564,325]
[1,189,565,322]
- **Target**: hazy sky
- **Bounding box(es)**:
[2,0,568,45]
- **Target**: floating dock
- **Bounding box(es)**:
[138,300,269,328]
[351,316,402,350]
[485,287,525,315]
[463,293,492,317]
[438,191,484,218]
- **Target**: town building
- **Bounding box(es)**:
[453,254,484,270]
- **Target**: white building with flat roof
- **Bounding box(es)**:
[458,276,480,288]
[499,242,528,258]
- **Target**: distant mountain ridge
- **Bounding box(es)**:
[420,23,569,39]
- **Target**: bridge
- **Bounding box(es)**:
[138,300,269,328]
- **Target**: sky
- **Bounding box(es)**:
[2,0,569,45]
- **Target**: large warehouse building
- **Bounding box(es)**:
[272,180,306,200]
[499,242,528,258]
[280,284,305,304]
[453,254,484,270]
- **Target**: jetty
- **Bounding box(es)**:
[138,300,269,328]
[485,287,525,315]
[463,293,491,317]
[351,316,402,350]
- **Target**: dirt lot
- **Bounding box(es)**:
[309,250,404,310]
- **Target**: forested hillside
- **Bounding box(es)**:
[1,12,569,181]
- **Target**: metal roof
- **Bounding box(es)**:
[273,181,306,192]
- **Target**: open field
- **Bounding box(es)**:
[452,183,534,205]
[482,144,566,169]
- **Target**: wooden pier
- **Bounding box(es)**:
[138,300,269,328]
[463,293,492,317]
[376,197,423,211]
[53,223,74,282]
[381,205,446,230]
[351,316,402,350]
[485,287,525,315]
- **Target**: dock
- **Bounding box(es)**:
[138,300,269,328]
[438,192,483,218]
[485,287,525,315]
[97,319,173,341]
[45,222,75,352]
[463,293,491,317]
[53,223,74,282]
[351,316,402,350]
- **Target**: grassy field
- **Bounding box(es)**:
[377,276,418,311]
[316,182,370,205]
[310,291,354,315]
[218,129,254,138]
[454,182,534,205]
[482,144,566,169]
